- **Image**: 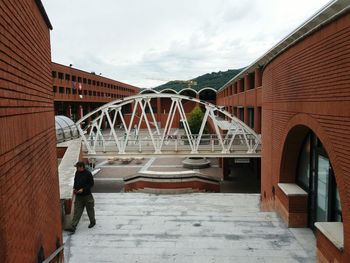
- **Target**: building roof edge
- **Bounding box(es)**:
[35,0,53,30]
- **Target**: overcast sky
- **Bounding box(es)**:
[42,0,330,88]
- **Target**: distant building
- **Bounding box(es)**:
[52,62,140,122]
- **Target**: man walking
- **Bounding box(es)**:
[69,161,96,233]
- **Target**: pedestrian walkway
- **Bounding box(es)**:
[63,193,315,263]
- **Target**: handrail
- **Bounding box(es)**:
[42,244,64,263]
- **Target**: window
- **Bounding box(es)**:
[66,88,71,94]
[58,72,64,79]
[65,74,70,81]
[83,78,87,84]
[72,75,76,81]
[83,90,87,96]
[88,79,91,85]
[238,107,244,121]
[88,90,92,96]
[59,86,64,93]
[248,73,255,90]
[93,91,96,96]
[72,89,77,95]
[92,80,96,85]
[239,79,244,92]
[297,135,311,189]
[53,86,57,93]
[248,108,254,128]
[97,81,100,87]
[78,77,82,83]
[52,71,57,78]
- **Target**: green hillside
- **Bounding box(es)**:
[152,69,243,92]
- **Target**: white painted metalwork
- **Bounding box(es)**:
[76,94,261,158]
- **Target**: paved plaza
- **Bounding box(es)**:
[63,193,315,263]
[91,156,260,194]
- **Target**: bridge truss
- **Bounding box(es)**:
[75,94,261,158]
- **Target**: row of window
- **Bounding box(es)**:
[53,86,126,99]
[224,106,261,130]
[219,70,261,97]
[52,71,134,93]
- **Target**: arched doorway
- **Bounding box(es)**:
[296,131,342,229]
[280,125,342,229]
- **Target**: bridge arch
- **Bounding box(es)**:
[159,88,178,94]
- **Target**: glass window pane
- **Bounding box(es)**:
[335,187,342,222]
[316,155,329,222]
[297,135,310,189]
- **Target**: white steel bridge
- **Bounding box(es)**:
[75,94,261,158]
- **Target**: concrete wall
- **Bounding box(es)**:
[0,0,62,261]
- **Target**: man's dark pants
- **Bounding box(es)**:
[71,194,95,229]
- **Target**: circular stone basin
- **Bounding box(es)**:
[182,157,211,169]
[107,158,115,164]
[134,157,144,164]
[119,157,132,164]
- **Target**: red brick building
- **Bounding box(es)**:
[0,0,63,262]
[218,1,350,262]
[52,62,139,122]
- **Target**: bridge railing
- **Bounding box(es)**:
[82,133,260,155]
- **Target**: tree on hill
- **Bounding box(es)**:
[153,68,243,92]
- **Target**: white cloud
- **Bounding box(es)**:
[42,0,330,88]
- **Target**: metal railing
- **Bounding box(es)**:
[42,245,64,263]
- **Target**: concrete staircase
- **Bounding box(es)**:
[64,193,316,263]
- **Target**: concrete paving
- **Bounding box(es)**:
[63,193,315,263]
[58,139,82,199]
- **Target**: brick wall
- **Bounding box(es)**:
[261,12,350,261]
[0,0,62,262]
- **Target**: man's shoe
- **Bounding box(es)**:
[66,228,75,234]
[88,222,96,228]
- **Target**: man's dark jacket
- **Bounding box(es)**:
[73,169,94,196]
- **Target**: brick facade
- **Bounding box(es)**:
[0,0,62,262]
[217,6,350,262]
[52,62,139,103]
[261,12,350,261]
[52,62,140,122]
